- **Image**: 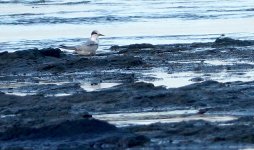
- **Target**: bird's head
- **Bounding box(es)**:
[91,30,104,37]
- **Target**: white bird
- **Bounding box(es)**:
[60,30,104,55]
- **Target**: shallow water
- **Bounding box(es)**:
[93,110,237,127]
[141,67,254,88]
[1,65,254,96]
[0,0,254,52]
[80,82,120,92]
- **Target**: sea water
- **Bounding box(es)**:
[0,0,254,53]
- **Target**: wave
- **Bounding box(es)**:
[0,16,133,25]
[0,0,90,5]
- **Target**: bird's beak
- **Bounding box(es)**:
[98,33,104,36]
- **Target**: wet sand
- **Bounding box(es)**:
[1,37,254,149]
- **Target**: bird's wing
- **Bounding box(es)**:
[59,45,77,50]
[59,39,98,52]
[75,39,98,52]
[85,39,98,46]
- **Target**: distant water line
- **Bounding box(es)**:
[0,0,254,52]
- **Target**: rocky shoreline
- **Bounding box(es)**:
[1,37,254,149]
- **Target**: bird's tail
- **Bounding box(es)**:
[59,45,77,50]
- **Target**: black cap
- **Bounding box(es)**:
[91,30,99,35]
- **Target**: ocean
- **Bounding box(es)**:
[0,0,254,53]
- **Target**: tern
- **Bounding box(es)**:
[60,30,104,55]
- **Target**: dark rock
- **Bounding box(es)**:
[39,63,66,72]
[127,43,155,49]
[39,48,63,58]
[132,82,155,89]
[3,147,26,150]
[82,112,93,119]
[9,83,83,96]
[0,119,117,140]
[214,37,254,46]
[107,55,143,67]
[0,48,63,61]
[93,134,149,148]
[190,77,204,82]
[1,40,254,149]
[0,51,8,56]
[110,45,121,51]
[197,108,211,114]
[0,48,66,74]
[121,135,149,148]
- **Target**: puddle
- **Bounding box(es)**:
[141,72,195,88]
[242,148,254,150]
[93,110,237,127]
[211,109,254,116]
[80,82,121,92]
[4,91,73,97]
[205,59,254,66]
[5,92,36,96]
[0,114,16,119]
[140,68,254,88]
[205,60,234,66]
[0,82,34,89]
[45,93,73,97]
[1,64,254,96]
[0,78,121,96]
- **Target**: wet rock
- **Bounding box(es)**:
[110,45,121,51]
[126,118,254,148]
[0,48,63,60]
[82,113,93,119]
[112,43,156,54]
[93,134,149,148]
[214,37,254,46]
[111,43,155,50]
[131,82,156,89]
[64,55,144,70]
[197,108,211,114]
[1,39,254,149]
[0,83,83,96]
[0,119,117,140]
[39,63,66,72]
[81,55,141,68]
[0,48,65,74]
[127,43,155,49]
[106,55,144,67]
[56,134,149,149]
[121,135,149,148]
[39,48,63,58]
[190,77,204,82]
[0,48,146,74]
[3,147,27,150]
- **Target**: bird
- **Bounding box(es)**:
[197,108,211,115]
[219,34,225,39]
[59,30,104,56]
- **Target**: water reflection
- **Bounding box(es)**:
[141,68,254,88]
[94,110,237,127]
[80,82,120,92]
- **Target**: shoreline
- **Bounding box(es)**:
[1,37,254,149]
